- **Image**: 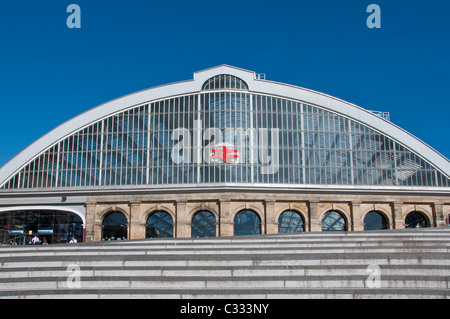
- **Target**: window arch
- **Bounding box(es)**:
[405,211,430,228]
[234,210,261,236]
[146,211,174,238]
[322,210,347,232]
[191,211,216,238]
[364,211,389,231]
[278,210,305,233]
[202,74,248,90]
[0,209,84,245]
[102,211,128,241]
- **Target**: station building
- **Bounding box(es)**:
[0,65,449,243]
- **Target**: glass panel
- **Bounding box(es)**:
[364,211,388,230]
[278,210,304,233]
[191,211,216,238]
[202,75,248,90]
[2,91,449,190]
[322,211,346,232]
[405,211,429,228]
[146,211,173,238]
[0,210,83,244]
[102,212,127,241]
[234,210,261,236]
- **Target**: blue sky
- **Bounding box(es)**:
[0,0,449,168]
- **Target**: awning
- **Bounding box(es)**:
[8,228,24,235]
[38,228,53,234]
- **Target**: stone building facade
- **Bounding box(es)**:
[0,65,449,243]
[83,191,450,241]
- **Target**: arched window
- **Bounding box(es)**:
[202,74,248,90]
[146,211,174,238]
[191,211,216,238]
[322,211,346,232]
[234,210,261,236]
[364,211,389,231]
[278,210,305,233]
[0,210,84,245]
[102,212,127,241]
[405,211,430,228]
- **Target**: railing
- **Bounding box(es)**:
[0,229,27,246]
[370,110,391,121]
[256,73,266,80]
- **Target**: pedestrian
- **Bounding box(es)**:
[69,237,77,244]
[31,235,40,245]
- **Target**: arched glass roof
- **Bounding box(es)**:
[0,65,448,192]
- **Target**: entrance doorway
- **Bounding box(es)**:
[0,210,84,244]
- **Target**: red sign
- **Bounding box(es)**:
[211,145,239,163]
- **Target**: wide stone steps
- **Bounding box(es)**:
[0,228,449,299]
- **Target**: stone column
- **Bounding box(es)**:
[92,205,104,242]
[219,200,233,237]
[433,202,445,228]
[84,201,97,242]
[392,202,404,229]
[93,218,102,242]
[129,201,144,240]
[176,200,189,238]
[352,202,364,232]
[309,201,322,232]
[265,200,277,235]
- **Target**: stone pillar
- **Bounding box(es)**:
[129,201,145,240]
[93,219,102,242]
[265,200,277,235]
[309,201,322,232]
[176,200,189,238]
[92,205,104,242]
[219,200,233,237]
[433,203,445,228]
[85,201,97,242]
[352,202,364,232]
[392,202,405,229]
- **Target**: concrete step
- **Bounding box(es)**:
[0,288,448,299]
[0,228,448,299]
[2,264,448,279]
[1,245,449,259]
[0,252,447,270]
[0,274,448,290]
[2,228,449,253]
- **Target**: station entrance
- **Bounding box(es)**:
[0,210,84,245]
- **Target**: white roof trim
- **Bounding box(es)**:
[0,65,449,186]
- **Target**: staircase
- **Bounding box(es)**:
[0,228,449,299]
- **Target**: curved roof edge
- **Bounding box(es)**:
[0,65,449,186]
[0,205,86,225]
